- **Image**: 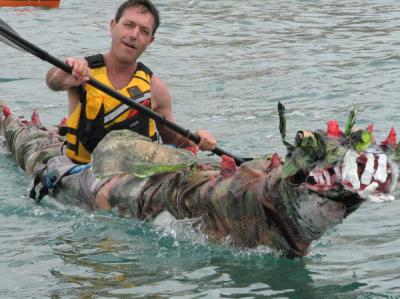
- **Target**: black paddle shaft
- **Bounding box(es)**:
[0,19,246,165]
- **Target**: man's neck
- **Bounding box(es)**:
[103,53,138,90]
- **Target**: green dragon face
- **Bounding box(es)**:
[278,103,399,205]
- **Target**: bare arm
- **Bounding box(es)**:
[46,57,90,91]
[151,75,191,147]
[151,75,216,151]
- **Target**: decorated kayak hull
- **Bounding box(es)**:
[0,99,398,257]
[0,0,60,8]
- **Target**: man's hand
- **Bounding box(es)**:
[196,129,217,151]
[67,57,90,85]
[46,57,90,91]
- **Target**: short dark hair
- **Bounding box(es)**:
[115,0,160,36]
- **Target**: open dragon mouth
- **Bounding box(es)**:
[290,149,398,202]
[278,102,400,204]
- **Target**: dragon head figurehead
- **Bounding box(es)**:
[279,103,399,205]
[272,103,399,255]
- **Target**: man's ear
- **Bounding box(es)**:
[110,19,116,36]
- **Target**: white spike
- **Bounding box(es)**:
[358,182,378,198]
[322,169,331,186]
[334,165,342,180]
[317,172,325,185]
[342,150,360,190]
[389,158,399,193]
[374,154,387,183]
[310,169,325,185]
[361,153,374,185]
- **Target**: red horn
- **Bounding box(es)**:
[2,106,11,118]
[327,120,343,137]
[381,127,397,146]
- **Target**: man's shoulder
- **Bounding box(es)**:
[150,75,172,108]
[150,75,166,89]
[137,62,153,77]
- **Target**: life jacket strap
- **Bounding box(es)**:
[85,54,105,68]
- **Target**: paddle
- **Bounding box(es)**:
[0,18,246,165]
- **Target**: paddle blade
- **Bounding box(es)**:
[0,18,33,53]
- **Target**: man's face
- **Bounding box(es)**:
[110,6,155,64]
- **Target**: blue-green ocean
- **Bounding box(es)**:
[1,1,400,298]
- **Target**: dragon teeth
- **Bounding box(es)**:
[360,153,374,185]
[310,169,332,186]
[358,181,378,198]
[310,170,324,184]
[389,158,399,193]
[373,154,387,183]
[342,150,360,190]
[334,165,342,180]
[322,169,331,186]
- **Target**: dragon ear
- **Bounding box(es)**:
[278,102,294,151]
[344,106,358,137]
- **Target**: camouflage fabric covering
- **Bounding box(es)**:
[1,98,399,258]
[92,130,197,179]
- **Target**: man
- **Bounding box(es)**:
[46,0,216,164]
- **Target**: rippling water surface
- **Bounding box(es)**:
[1,0,400,298]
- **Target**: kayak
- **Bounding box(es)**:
[0,0,60,8]
[0,99,398,257]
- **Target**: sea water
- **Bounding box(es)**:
[1,0,400,297]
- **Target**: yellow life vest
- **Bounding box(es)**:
[65,54,156,164]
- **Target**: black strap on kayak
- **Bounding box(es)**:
[29,165,49,203]
[29,174,41,200]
